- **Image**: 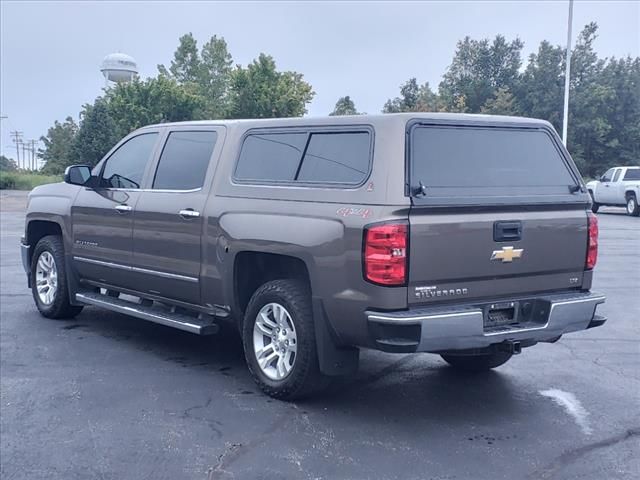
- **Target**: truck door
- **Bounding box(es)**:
[610,168,624,204]
[595,168,615,203]
[71,132,160,290]
[131,127,223,305]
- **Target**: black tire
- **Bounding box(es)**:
[626,194,639,217]
[589,191,600,213]
[441,350,513,372]
[242,279,329,400]
[31,235,83,319]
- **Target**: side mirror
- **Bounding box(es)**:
[64,165,92,186]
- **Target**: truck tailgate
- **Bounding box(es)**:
[408,209,588,305]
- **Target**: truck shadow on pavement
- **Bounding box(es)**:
[64,306,524,428]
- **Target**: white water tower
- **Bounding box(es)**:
[100,53,138,87]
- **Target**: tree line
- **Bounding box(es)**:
[36,23,638,178]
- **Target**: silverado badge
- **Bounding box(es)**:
[491,246,523,263]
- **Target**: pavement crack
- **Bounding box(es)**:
[591,356,639,381]
[206,412,290,479]
[181,397,223,439]
[528,426,640,479]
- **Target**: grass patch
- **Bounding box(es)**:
[0,171,62,190]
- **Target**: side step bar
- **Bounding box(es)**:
[75,292,219,335]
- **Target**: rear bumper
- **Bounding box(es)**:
[366,291,606,353]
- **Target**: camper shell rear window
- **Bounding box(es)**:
[408,123,581,205]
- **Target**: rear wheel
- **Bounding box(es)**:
[242,279,329,400]
[626,194,639,216]
[31,235,83,319]
[441,351,513,372]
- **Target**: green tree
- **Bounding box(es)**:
[163,33,201,84]
[0,155,18,172]
[71,99,119,168]
[199,35,233,118]
[228,54,314,118]
[105,76,204,135]
[39,116,78,174]
[439,35,523,112]
[566,23,613,175]
[597,57,640,168]
[330,96,360,116]
[481,87,519,115]
[516,40,565,130]
[160,33,234,118]
[383,79,441,112]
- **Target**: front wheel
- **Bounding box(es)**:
[242,279,329,400]
[589,191,600,213]
[626,194,639,216]
[31,235,83,319]
[441,350,513,372]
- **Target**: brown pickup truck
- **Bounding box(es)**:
[21,113,606,399]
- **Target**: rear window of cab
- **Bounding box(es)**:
[233,129,372,186]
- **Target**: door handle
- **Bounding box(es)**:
[115,204,132,213]
[179,209,201,219]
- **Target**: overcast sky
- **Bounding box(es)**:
[1,0,638,163]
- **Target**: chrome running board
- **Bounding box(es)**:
[75,291,219,335]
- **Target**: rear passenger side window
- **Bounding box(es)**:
[234,133,307,182]
[234,130,371,185]
[297,132,370,183]
[153,131,218,190]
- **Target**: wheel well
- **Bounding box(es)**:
[234,252,310,316]
[27,220,62,246]
[26,221,62,262]
[625,190,636,200]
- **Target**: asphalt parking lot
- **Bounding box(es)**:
[1,189,638,480]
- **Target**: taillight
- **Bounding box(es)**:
[586,212,598,270]
[364,222,408,286]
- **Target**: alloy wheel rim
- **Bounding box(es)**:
[35,251,58,305]
[252,302,297,380]
[628,198,636,214]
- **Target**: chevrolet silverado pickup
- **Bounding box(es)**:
[21,113,606,399]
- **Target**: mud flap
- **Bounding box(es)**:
[65,254,84,306]
[312,298,359,376]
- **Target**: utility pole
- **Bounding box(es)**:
[29,139,38,170]
[562,0,574,146]
[10,131,23,169]
[22,142,28,170]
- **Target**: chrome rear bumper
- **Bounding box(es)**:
[367,291,606,353]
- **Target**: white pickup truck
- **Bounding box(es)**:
[587,166,640,216]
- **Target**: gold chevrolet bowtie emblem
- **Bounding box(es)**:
[491,246,523,263]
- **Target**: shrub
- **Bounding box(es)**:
[0,172,61,190]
